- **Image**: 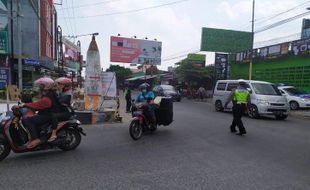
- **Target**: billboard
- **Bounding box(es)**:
[292,38,310,56]
[110,36,162,65]
[200,27,252,53]
[63,37,79,61]
[0,0,8,54]
[102,72,117,97]
[187,53,206,68]
[215,53,230,80]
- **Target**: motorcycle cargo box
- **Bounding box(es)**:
[156,97,173,126]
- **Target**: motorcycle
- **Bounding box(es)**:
[0,105,86,162]
[129,97,173,140]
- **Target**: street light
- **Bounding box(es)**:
[249,0,255,80]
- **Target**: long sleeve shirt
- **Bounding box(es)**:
[24,97,52,111]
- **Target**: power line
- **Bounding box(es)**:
[61,0,122,10]
[255,0,310,26]
[62,0,190,19]
[255,11,310,33]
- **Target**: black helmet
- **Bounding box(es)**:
[139,83,150,91]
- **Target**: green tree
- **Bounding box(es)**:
[175,59,214,89]
[106,65,132,88]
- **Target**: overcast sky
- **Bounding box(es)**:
[55,0,310,70]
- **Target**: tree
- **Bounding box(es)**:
[175,59,214,89]
[106,65,132,88]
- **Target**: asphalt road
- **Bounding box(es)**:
[1,99,310,190]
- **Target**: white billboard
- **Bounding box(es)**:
[110,36,162,65]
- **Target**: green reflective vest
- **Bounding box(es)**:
[234,89,249,104]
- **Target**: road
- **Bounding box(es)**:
[1,99,310,190]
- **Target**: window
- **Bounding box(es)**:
[252,83,282,96]
[226,83,238,91]
[216,83,226,91]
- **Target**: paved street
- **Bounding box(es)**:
[1,99,310,190]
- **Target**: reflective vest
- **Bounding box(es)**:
[234,89,249,104]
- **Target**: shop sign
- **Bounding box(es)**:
[0,67,10,87]
[24,59,40,66]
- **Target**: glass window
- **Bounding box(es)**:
[226,83,238,91]
[283,87,307,95]
[216,83,226,91]
[252,83,282,96]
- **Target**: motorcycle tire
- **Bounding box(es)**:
[0,135,11,161]
[129,120,143,140]
[57,128,81,151]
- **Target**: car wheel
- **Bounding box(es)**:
[215,100,223,112]
[248,104,260,118]
[289,101,299,110]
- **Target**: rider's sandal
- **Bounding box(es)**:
[47,136,57,142]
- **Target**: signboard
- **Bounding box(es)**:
[187,53,206,68]
[0,0,8,54]
[301,19,310,39]
[200,28,252,53]
[102,72,117,97]
[268,45,281,56]
[63,38,79,61]
[0,67,10,88]
[24,58,40,66]
[292,38,310,56]
[215,53,229,80]
[110,36,162,65]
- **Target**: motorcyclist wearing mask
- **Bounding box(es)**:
[136,83,156,126]
[22,77,62,148]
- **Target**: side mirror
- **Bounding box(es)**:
[247,88,252,94]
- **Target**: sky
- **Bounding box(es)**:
[55,0,310,71]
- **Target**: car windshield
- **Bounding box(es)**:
[161,85,175,91]
[284,87,307,95]
[252,83,282,96]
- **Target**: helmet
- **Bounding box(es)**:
[55,77,72,91]
[139,83,150,91]
[34,77,55,91]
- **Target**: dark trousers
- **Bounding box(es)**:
[126,98,131,112]
[51,112,72,130]
[231,104,246,133]
[23,115,52,139]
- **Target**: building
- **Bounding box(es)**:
[0,0,58,89]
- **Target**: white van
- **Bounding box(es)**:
[212,80,289,120]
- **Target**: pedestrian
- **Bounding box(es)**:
[198,86,206,101]
[224,79,250,136]
[124,87,132,113]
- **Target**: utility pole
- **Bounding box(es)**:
[17,0,23,90]
[249,0,255,80]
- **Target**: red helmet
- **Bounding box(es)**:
[55,77,72,91]
[34,77,55,90]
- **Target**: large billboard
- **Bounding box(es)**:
[0,0,8,54]
[200,28,252,53]
[110,36,162,65]
[187,53,206,68]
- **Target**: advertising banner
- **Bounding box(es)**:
[268,45,281,56]
[187,53,206,68]
[0,67,10,88]
[110,36,162,65]
[63,37,79,61]
[102,72,117,97]
[0,0,8,54]
[280,43,289,55]
[215,53,229,80]
[292,38,310,56]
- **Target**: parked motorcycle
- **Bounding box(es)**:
[0,105,86,162]
[129,97,173,140]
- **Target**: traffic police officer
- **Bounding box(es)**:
[224,79,250,136]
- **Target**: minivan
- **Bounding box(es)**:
[212,80,289,120]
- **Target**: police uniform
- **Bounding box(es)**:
[225,86,250,136]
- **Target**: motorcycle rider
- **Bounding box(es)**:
[22,77,62,148]
[136,83,156,126]
[48,77,74,142]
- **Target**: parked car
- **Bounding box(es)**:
[212,80,289,120]
[278,86,310,110]
[153,85,181,102]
